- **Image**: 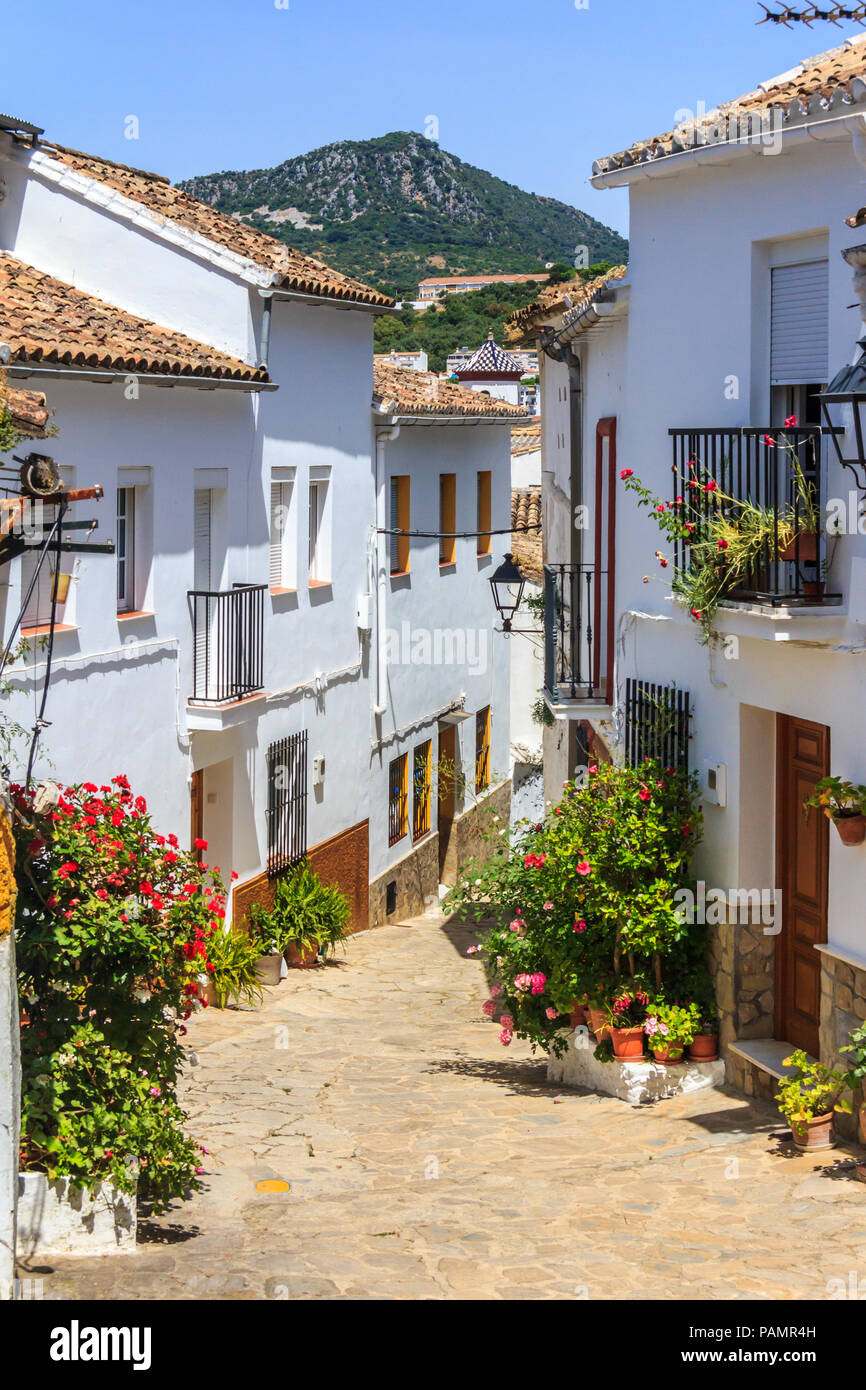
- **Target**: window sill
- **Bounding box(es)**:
[439,561,456,572]
[20,622,77,637]
[269,586,297,596]
[308,579,332,589]
[390,570,410,580]
[117,609,154,621]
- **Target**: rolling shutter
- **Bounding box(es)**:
[770,260,829,386]
[270,482,284,587]
[193,489,213,591]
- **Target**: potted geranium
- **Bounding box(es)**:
[644,1001,699,1065]
[687,979,720,1061]
[805,776,866,846]
[607,989,650,1059]
[776,1051,852,1151]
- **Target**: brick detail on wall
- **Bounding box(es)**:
[233,819,370,935]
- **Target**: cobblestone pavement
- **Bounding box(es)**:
[26,914,866,1300]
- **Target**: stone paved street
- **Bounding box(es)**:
[25,914,866,1300]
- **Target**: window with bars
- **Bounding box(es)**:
[388,753,408,846]
[439,473,456,566]
[412,740,432,842]
[475,705,491,794]
[624,679,692,773]
[266,732,308,876]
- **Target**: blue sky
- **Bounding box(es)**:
[3,0,856,238]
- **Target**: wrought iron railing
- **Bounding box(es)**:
[543,563,607,703]
[669,426,840,606]
[189,583,266,703]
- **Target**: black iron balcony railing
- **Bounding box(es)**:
[544,563,609,703]
[189,583,266,703]
[669,425,840,607]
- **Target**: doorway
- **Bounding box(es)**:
[437,724,456,884]
[775,714,829,1055]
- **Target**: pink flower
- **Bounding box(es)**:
[530,972,547,995]
[576,860,592,877]
[500,1014,514,1030]
[542,900,554,911]
[148,1086,162,1097]
[499,1029,513,1047]
[491,984,503,997]
[546,1007,558,1020]
[573,919,586,933]
[514,974,533,994]
[482,999,496,1018]
[509,919,522,932]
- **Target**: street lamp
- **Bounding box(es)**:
[819,337,866,491]
[489,552,526,631]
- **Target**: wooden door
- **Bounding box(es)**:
[437,725,456,883]
[775,715,829,1055]
[190,769,204,858]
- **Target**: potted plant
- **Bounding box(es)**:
[805,776,866,846]
[776,1050,852,1151]
[269,861,351,967]
[644,1001,699,1065]
[687,980,720,1061]
[207,926,265,1009]
[247,902,287,984]
[607,989,650,1059]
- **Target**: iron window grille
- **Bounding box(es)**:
[388,753,408,847]
[475,706,491,794]
[624,679,692,773]
[412,740,432,842]
[266,731,308,876]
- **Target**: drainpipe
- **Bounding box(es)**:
[565,346,583,570]
[258,295,273,371]
[374,421,400,717]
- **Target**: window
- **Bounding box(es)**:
[475,705,491,794]
[476,470,491,556]
[116,486,135,612]
[412,740,432,842]
[269,470,296,591]
[388,753,408,846]
[266,732,308,875]
[439,473,456,566]
[390,475,410,575]
[308,467,331,584]
[624,680,691,773]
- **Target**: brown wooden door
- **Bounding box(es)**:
[775,715,829,1055]
[437,725,456,883]
[190,769,204,858]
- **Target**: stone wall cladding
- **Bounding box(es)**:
[819,952,866,1141]
[708,914,775,1087]
[368,781,511,928]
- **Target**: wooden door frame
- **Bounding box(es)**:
[774,713,829,1048]
[592,417,617,698]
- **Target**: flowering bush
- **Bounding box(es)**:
[447,759,712,1056]
[13,776,224,1209]
[644,1001,699,1057]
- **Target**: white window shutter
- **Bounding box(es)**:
[269,482,283,587]
[193,489,212,591]
[771,261,829,385]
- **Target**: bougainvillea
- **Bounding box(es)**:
[447,759,713,1056]
[12,776,225,1208]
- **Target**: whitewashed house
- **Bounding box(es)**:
[511,32,866,1122]
[0,119,516,930]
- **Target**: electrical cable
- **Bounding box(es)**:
[25,496,67,789]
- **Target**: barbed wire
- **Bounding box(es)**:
[757,3,866,24]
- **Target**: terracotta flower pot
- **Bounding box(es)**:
[200,978,218,1008]
[688,1033,720,1062]
[284,942,320,970]
[651,1043,685,1066]
[610,1025,645,1060]
[586,1007,610,1041]
[834,814,866,847]
[779,531,819,564]
[790,1111,835,1151]
[569,1002,588,1028]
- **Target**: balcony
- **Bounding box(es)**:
[668,426,841,609]
[188,583,266,712]
[543,563,611,711]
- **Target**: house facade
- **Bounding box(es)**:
[511,33,866,1124]
[0,122,518,936]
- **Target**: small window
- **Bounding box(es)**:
[266,732,308,875]
[476,470,492,556]
[116,486,135,612]
[439,474,456,566]
[475,705,491,794]
[390,475,410,575]
[388,753,408,846]
[309,469,331,584]
[412,740,432,842]
[270,472,296,590]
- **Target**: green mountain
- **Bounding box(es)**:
[177,131,628,299]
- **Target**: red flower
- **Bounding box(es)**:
[95,888,109,902]
[690,608,702,620]
[164,851,178,864]
[717,539,729,550]
[194,838,208,851]
[573,919,586,933]
[58,861,79,879]
[620,468,634,480]
[763,434,775,448]
[704,479,717,493]
[785,414,798,428]
[639,786,651,802]
[576,860,591,877]
[139,881,154,897]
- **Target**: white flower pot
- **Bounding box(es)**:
[16,1172,136,1258]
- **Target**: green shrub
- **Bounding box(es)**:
[252,862,350,959]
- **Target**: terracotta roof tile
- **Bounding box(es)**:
[594,35,866,176]
[510,420,541,457]
[0,376,49,436]
[507,266,627,339]
[39,142,394,309]
[511,485,543,583]
[0,252,269,381]
[373,359,528,419]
